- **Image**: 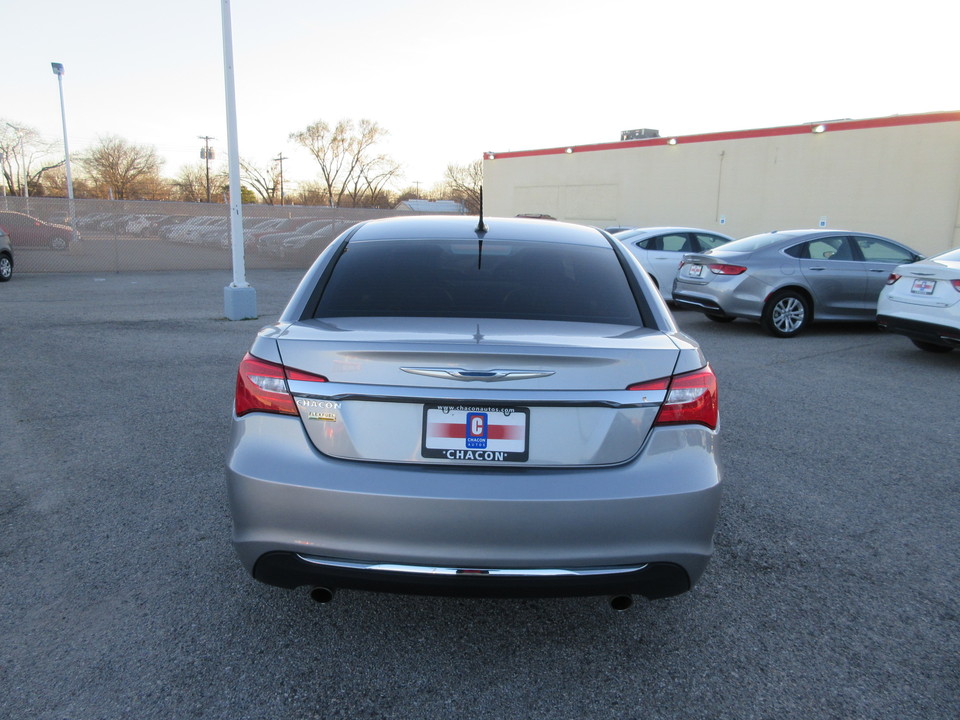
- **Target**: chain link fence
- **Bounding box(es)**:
[0,196,417,273]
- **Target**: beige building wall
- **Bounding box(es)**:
[483,113,960,256]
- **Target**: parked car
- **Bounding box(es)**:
[0,228,13,281]
[0,210,76,250]
[272,221,340,260]
[877,247,960,352]
[614,227,735,301]
[255,219,335,256]
[124,214,164,236]
[226,215,721,607]
[673,229,922,337]
[159,216,221,242]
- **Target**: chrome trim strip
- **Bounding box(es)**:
[401,367,556,382]
[286,380,666,408]
[296,555,649,577]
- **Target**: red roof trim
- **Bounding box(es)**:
[485,111,960,160]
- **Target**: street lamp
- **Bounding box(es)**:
[51,62,76,240]
[220,0,256,320]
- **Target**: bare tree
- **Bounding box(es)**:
[346,154,402,208]
[0,121,64,196]
[78,135,163,200]
[240,157,282,205]
[293,180,329,206]
[290,118,395,208]
[443,159,483,214]
[171,163,221,202]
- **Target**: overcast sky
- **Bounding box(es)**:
[6,0,958,191]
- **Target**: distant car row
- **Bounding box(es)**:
[609,225,958,352]
[71,212,345,257]
[156,215,344,257]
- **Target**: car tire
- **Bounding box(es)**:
[706,313,735,323]
[50,236,68,251]
[911,339,953,353]
[762,290,809,337]
[0,254,12,281]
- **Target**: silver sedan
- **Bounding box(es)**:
[226,215,721,607]
[673,229,922,337]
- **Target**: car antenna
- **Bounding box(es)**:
[475,187,487,269]
[475,187,487,234]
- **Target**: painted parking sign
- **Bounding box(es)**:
[422,405,529,462]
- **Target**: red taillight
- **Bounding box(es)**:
[628,366,718,430]
[952,280,960,293]
[886,273,901,285]
[708,264,747,275]
[234,353,327,417]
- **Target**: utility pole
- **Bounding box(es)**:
[274,152,287,206]
[199,135,215,202]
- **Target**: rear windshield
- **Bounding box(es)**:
[932,247,960,262]
[717,232,802,253]
[311,237,644,325]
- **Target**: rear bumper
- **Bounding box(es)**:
[673,292,727,315]
[226,414,721,600]
[254,553,690,599]
[877,314,960,347]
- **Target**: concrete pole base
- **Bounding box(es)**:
[224,285,257,320]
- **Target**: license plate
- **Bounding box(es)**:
[689,264,704,278]
[911,279,936,295]
[422,405,529,462]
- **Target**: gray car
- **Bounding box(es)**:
[226,215,721,608]
[673,229,922,337]
[613,227,735,301]
[0,228,13,281]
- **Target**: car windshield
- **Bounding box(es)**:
[312,237,644,325]
[715,232,803,253]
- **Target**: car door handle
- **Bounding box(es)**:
[868,269,888,273]
[808,267,826,271]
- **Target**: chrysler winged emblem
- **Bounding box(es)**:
[400,368,555,382]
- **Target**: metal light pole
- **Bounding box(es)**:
[221,0,256,320]
[51,62,76,240]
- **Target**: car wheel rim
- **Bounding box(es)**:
[773,298,804,333]
[52,237,67,250]
[0,259,10,278]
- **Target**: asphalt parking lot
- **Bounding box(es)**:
[2,270,957,720]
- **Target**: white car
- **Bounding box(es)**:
[614,227,734,301]
[877,247,960,352]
